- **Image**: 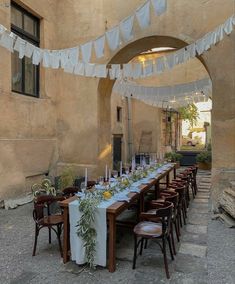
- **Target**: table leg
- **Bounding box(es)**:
[62,207,69,263]
[140,193,145,212]
[174,166,176,179]
[155,181,160,198]
[166,173,170,187]
[108,213,116,272]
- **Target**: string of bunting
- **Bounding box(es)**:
[0,10,234,79]
[113,78,212,107]
[0,0,167,65]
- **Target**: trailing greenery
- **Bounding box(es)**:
[196,151,212,163]
[76,194,101,268]
[165,152,182,162]
[31,178,56,197]
[178,104,199,128]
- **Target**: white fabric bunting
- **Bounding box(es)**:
[94,35,105,59]
[109,64,122,79]
[50,51,60,69]
[74,62,85,76]
[123,63,133,78]
[14,36,26,59]
[120,15,134,42]
[0,32,15,52]
[223,17,233,35]
[81,41,92,63]
[94,64,107,78]
[156,57,165,73]
[85,63,95,77]
[151,0,167,16]
[25,42,35,58]
[32,47,42,65]
[135,1,151,29]
[64,61,74,74]
[114,77,211,107]
[106,26,120,51]
[42,50,51,68]
[132,63,142,79]
[68,47,79,66]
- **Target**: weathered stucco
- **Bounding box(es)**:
[0,0,234,208]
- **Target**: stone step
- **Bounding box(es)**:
[179,242,207,258]
[181,232,207,245]
[193,198,209,203]
[185,224,208,234]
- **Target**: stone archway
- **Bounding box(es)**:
[97,33,235,210]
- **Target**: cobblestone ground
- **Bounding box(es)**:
[0,170,234,284]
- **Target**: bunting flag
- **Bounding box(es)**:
[0,13,234,79]
[81,41,92,63]
[120,15,135,42]
[151,0,167,16]
[105,26,120,51]
[135,1,151,29]
[94,35,105,59]
[113,78,212,107]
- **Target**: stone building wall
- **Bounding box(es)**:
[0,0,234,210]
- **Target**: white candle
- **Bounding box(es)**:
[108,169,111,180]
[105,165,108,181]
[120,161,122,177]
[132,157,135,172]
[85,168,88,188]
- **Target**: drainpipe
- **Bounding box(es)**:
[126,96,133,162]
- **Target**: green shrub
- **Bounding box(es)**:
[165,152,182,162]
[196,151,212,163]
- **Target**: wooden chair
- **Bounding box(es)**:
[150,191,180,254]
[62,186,80,198]
[32,195,64,257]
[132,201,174,279]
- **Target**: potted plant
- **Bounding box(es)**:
[31,178,56,198]
[165,152,182,168]
[196,150,212,170]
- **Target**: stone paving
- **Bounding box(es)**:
[0,170,235,284]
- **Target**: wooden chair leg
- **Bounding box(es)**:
[140,238,144,256]
[174,221,180,242]
[144,239,148,249]
[162,238,170,279]
[170,223,176,255]
[32,224,39,256]
[57,225,63,257]
[48,227,51,244]
[132,235,138,269]
[167,236,174,260]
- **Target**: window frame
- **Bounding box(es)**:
[117,106,122,122]
[11,1,40,98]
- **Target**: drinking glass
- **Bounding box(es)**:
[112,170,118,179]
[98,176,104,185]
[80,182,86,193]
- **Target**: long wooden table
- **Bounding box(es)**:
[59,164,176,272]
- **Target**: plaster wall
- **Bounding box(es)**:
[0,0,58,199]
[0,0,234,206]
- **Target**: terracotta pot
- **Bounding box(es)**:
[197,162,211,170]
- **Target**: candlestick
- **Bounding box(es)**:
[108,169,111,181]
[85,168,88,188]
[105,165,108,182]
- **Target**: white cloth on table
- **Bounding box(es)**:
[69,164,173,267]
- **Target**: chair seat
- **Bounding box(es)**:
[39,215,63,226]
[134,221,162,237]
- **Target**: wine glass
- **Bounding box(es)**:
[112,170,118,179]
[98,176,104,186]
[125,167,130,175]
[80,182,86,193]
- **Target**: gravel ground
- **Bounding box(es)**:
[0,171,234,284]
